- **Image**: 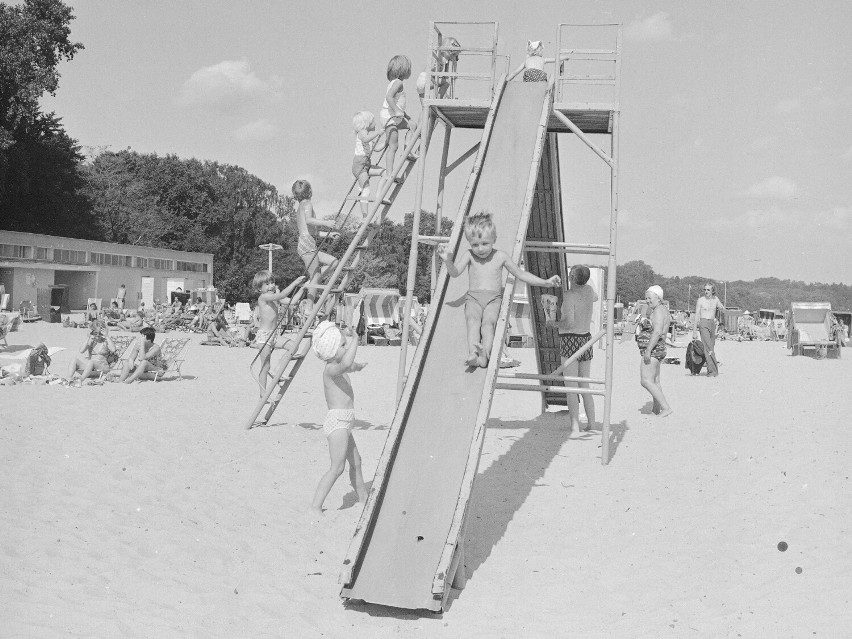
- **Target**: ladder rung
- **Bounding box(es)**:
[302,284,344,293]
[354,243,370,250]
[418,235,450,245]
[346,196,392,206]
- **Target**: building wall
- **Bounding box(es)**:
[0,230,213,310]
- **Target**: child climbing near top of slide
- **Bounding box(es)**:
[437,210,561,368]
[380,55,418,182]
[351,111,386,219]
[293,179,340,317]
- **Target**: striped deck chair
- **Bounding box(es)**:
[360,288,400,326]
[99,334,136,380]
[0,316,9,349]
[152,337,190,381]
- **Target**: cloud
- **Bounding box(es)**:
[745,176,799,200]
[776,98,801,114]
[232,119,279,142]
[178,59,282,108]
[813,206,852,230]
[714,207,790,230]
[842,145,852,161]
[625,13,673,42]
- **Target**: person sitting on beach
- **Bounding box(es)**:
[252,270,307,397]
[206,311,233,346]
[636,285,672,417]
[293,179,340,319]
[84,303,100,326]
[117,310,145,332]
[437,210,560,367]
[103,301,125,325]
[63,320,116,386]
[309,320,368,518]
[119,327,165,383]
[547,264,598,435]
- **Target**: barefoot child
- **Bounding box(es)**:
[309,320,368,517]
[292,180,340,317]
[637,285,673,417]
[437,210,561,367]
[352,111,386,219]
[252,270,307,397]
[380,55,418,181]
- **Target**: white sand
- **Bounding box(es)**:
[2,321,850,637]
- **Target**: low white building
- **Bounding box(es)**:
[0,230,213,315]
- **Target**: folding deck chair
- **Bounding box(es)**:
[99,334,137,380]
[152,337,191,381]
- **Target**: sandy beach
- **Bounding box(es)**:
[2,321,850,637]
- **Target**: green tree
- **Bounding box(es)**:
[0,0,88,233]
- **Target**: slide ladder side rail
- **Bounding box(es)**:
[430,80,556,605]
[243,125,427,429]
[340,78,508,591]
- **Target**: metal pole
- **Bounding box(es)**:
[397,106,433,401]
[431,124,452,297]
[601,110,619,466]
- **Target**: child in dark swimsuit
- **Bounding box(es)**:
[437,210,560,367]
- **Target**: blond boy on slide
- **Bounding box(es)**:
[437,210,561,367]
[309,321,368,517]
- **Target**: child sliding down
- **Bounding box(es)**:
[438,210,561,368]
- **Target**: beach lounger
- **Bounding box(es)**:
[19,300,41,322]
[789,302,840,358]
[99,334,136,380]
[0,316,9,349]
[152,337,190,381]
[234,303,252,324]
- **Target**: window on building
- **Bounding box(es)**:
[90,252,133,267]
[35,247,51,260]
[0,244,33,259]
[151,258,173,270]
[54,249,87,264]
[175,261,208,273]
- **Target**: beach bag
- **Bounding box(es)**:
[23,344,51,376]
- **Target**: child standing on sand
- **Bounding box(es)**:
[293,180,340,318]
[309,320,368,517]
[380,55,418,181]
[252,270,307,397]
[352,111,386,218]
[437,210,561,367]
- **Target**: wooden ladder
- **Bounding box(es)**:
[243,125,427,429]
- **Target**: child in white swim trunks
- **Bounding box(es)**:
[351,111,386,219]
[379,55,418,184]
[309,320,368,517]
[292,179,340,318]
[437,210,561,367]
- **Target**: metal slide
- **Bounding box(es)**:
[340,81,553,611]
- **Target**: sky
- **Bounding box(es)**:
[35,0,852,285]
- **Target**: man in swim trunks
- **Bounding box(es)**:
[438,210,560,368]
[548,264,599,435]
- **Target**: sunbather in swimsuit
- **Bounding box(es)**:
[635,317,667,360]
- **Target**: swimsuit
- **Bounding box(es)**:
[297,232,317,258]
[253,328,274,347]
[635,317,667,361]
[380,81,407,128]
[465,290,502,317]
[559,332,593,362]
[323,408,355,436]
[523,68,548,82]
